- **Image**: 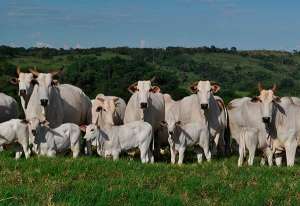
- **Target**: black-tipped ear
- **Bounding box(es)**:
[273,96,281,103]
[175,121,181,125]
[251,96,261,103]
[10,77,18,85]
[160,121,167,127]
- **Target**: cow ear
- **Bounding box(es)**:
[112,97,119,102]
[160,121,167,127]
[175,121,181,126]
[211,82,221,93]
[251,96,261,103]
[10,77,19,85]
[51,79,59,86]
[273,96,281,103]
[150,86,160,93]
[21,119,28,124]
[189,81,198,93]
[80,125,86,132]
[30,79,38,85]
[128,82,138,94]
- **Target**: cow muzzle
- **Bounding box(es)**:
[31,129,37,136]
[19,89,26,96]
[201,103,208,110]
[262,117,271,123]
[140,102,148,109]
[40,99,48,107]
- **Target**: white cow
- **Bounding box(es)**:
[10,67,34,112]
[124,80,167,157]
[0,119,31,159]
[28,118,81,158]
[0,93,18,123]
[26,69,92,128]
[83,121,153,163]
[179,81,227,155]
[92,94,126,127]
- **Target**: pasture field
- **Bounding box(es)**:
[1,151,300,206]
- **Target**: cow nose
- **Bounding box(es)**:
[40,99,48,107]
[140,102,148,109]
[19,89,26,96]
[262,117,271,123]
[201,104,208,110]
[169,131,173,135]
[31,130,36,135]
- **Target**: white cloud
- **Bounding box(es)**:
[35,41,52,48]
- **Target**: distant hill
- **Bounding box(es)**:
[1,45,300,105]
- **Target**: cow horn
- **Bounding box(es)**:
[51,66,64,77]
[29,67,39,77]
[258,82,263,92]
[272,84,277,92]
[150,76,156,83]
[16,66,20,76]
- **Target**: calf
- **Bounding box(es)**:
[29,118,81,158]
[83,121,153,163]
[0,119,31,159]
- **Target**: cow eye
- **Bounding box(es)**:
[96,107,102,112]
[91,129,94,132]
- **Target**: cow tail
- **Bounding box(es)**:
[223,104,231,155]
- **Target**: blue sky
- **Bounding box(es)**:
[0,0,299,50]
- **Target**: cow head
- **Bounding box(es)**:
[161,119,181,136]
[92,94,119,126]
[251,83,280,124]
[190,80,220,110]
[29,68,62,107]
[128,78,160,109]
[10,67,34,97]
[83,124,99,142]
[27,116,48,140]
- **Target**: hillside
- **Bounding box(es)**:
[1,46,300,106]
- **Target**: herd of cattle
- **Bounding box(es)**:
[1,67,300,167]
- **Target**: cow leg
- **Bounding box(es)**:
[203,145,211,162]
[148,149,154,163]
[238,142,245,167]
[194,146,203,164]
[0,145,3,152]
[15,146,23,160]
[247,144,256,166]
[260,157,266,166]
[85,140,92,156]
[112,150,120,161]
[47,150,56,157]
[275,154,282,167]
[285,141,297,167]
[170,144,176,164]
[178,147,185,165]
[139,144,149,163]
[71,144,80,158]
[21,143,31,159]
[264,147,273,167]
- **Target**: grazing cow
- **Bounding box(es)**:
[10,67,34,112]
[26,69,92,128]
[28,118,81,158]
[178,81,227,155]
[0,119,31,159]
[83,121,153,163]
[0,92,18,123]
[124,80,167,157]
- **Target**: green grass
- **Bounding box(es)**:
[1,151,300,205]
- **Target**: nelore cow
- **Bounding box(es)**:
[175,80,227,155]
[10,67,35,112]
[124,79,167,157]
[25,68,92,128]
